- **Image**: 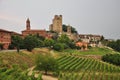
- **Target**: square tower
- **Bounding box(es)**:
[49,15,62,33]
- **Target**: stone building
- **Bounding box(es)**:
[49,15,79,41]
[64,25,79,41]
[22,18,51,38]
[49,15,62,33]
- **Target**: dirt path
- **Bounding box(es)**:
[28,66,58,80]
[42,75,58,80]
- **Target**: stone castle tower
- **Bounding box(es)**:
[67,25,71,34]
[49,15,62,33]
[26,18,31,30]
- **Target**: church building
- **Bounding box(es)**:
[22,18,51,38]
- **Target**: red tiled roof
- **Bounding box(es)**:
[0,29,12,33]
[22,29,46,32]
[11,31,22,36]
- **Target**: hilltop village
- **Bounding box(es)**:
[0,15,120,80]
[0,15,103,50]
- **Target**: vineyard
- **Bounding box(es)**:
[57,55,120,80]
[0,67,42,80]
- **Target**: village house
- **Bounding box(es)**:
[0,29,11,49]
[0,29,21,49]
[0,15,104,50]
[79,34,103,47]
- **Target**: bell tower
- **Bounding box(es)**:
[26,18,30,30]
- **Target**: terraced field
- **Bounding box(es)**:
[57,55,120,80]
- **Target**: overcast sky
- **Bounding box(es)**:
[0,0,120,39]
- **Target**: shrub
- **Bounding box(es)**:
[107,39,120,52]
[102,53,120,66]
[53,43,64,51]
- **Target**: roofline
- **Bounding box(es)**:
[0,29,12,33]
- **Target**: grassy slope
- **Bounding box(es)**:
[0,48,59,70]
[0,51,35,70]
[0,47,119,70]
[62,47,118,55]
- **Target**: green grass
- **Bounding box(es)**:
[0,51,35,70]
[62,47,118,55]
[0,48,59,70]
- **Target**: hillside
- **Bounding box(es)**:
[0,51,34,70]
[0,48,59,70]
[58,55,120,80]
[0,47,118,69]
[0,47,120,80]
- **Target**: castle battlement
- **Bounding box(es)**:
[54,15,62,20]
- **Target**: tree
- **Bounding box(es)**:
[102,54,120,66]
[11,35,23,53]
[36,33,45,41]
[57,34,71,49]
[37,40,44,47]
[44,39,54,48]
[0,43,3,50]
[71,27,77,33]
[24,35,39,51]
[53,43,64,51]
[100,35,104,41]
[62,24,78,33]
[57,34,70,44]
[68,42,77,49]
[62,25,67,32]
[35,54,58,75]
[107,39,120,52]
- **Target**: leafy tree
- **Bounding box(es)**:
[11,35,23,53]
[68,42,77,49]
[36,33,45,41]
[57,34,70,44]
[37,40,44,47]
[35,54,58,75]
[102,54,120,66]
[62,24,78,33]
[107,39,120,52]
[24,35,39,51]
[8,44,14,49]
[62,25,67,32]
[44,39,54,48]
[57,34,79,50]
[100,35,104,41]
[53,43,64,51]
[71,27,77,33]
